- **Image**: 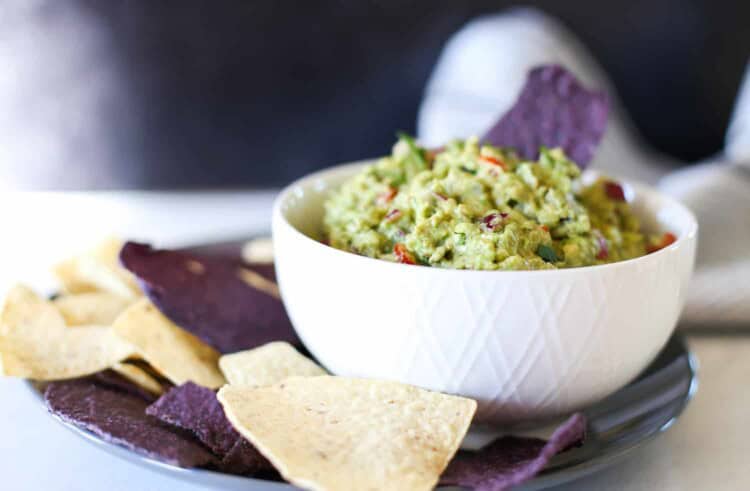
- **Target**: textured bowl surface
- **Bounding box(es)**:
[272,162,697,424]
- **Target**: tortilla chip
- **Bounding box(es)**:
[0,284,65,336]
[53,292,132,326]
[220,438,275,476]
[146,382,272,476]
[112,362,165,396]
[45,378,217,468]
[218,377,476,491]
[0,285,134,380]
[54,238,141,299]
[483,65,608,168]
[147,382,240,455]
[93,369,162,402]
[237,267,280,299]
[119,242,299,353]
[112,298,225,388]
[241,237,274,264]
[219,342,326,388]
[245,263,276,282]
[440,413,587,491]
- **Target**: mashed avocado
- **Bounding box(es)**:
[324,135,650,270]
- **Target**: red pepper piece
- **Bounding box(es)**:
[604,181,626,201]
[393,244,416,265]
[377,187,398,205]
[647,232,677,253]
[481,212,508,231]
[384,209,402,222]
[479,155,508,171]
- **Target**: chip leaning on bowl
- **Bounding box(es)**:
[324,135,671,270]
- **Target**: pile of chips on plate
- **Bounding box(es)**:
[0,237,585,491]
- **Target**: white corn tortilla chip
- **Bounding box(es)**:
[218,377,476,491]
[219,342,326,387]
[0,285,135,380]
[241,237,274,263]
[112,362,164,395]
[0,285,64,336]
[53,292,133,326]
[237,268,280,299]
[54,238,141,299]
[112,298,225,389]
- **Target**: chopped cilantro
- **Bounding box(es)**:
[537,244,559,263]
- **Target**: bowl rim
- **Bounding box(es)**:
[272,160,698,277]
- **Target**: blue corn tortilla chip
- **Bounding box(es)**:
[440,413,586,491]
[146,382,240,456]
[183,242,276,281]
[120,242,300,353]
[220,437,276,477]
[244,262,276,282]
[92,369,162,403]
[45,378,217,468]
[146,382,271,475]
[482,65,608,168]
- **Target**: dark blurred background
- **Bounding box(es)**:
[1,0,748,189]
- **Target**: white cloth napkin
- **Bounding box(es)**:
[418,8,750,326]
[660,163,750,325]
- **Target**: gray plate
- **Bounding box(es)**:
[26,335,696,490]
[28,238,698,489]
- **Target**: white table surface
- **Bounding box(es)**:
[0,191,746,490]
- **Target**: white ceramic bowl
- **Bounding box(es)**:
[272,162,697,425]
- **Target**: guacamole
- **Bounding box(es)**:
[323,135,651,270]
